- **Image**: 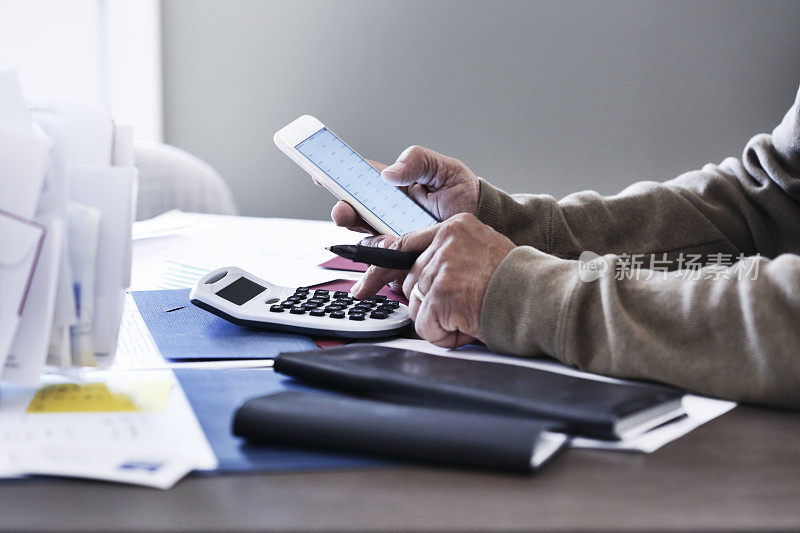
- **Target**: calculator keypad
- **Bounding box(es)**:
[268,287,400,320]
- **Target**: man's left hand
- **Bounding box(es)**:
[350,214,515,348]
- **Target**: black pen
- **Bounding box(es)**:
[326,244,420,270]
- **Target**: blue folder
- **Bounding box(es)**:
[131,289,318,360]
[173,367,385,473]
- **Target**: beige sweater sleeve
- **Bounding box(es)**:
[478,86,800,409]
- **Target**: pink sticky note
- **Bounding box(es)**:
[319,256,369,273]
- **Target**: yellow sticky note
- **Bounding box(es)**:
[27,379,173,413]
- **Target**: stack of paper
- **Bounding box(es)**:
[0,70,137,384]
[0,369,217,489]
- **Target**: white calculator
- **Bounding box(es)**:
[190,267,411,339]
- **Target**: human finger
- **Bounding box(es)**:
[403,247,438,320]
[412,290,459,348]
[349,265,402,299]
[350,223,441,298]
[383,145,466,190]
[414,284,477,348]
[330,201,375,234]
[358,234,397,248]
[366,159,388,172]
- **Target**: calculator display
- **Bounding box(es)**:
[295,128,438,235]
[215,277,266,305]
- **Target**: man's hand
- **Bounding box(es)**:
[350,214,515,348]
[330,146,480,245]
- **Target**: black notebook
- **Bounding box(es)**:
[233,391,568,472]
[273,345,685,440]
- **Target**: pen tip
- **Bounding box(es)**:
[324,246,331,251]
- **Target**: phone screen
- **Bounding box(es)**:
[295,128,438,235]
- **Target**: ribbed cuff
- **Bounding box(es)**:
[480,246,579,357]
[475,179,556,253]
[475,178,506,230]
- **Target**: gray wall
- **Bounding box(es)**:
[161,0,800,220]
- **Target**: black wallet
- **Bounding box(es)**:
[273,345,685,440]
[233,391,567,472]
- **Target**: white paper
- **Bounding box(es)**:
[67,202,102,366]
[68,165,137,356]
[0,213,45,368]
[106,294,169,370]
[0,71,35,133]
[131,211,364,291]
[28,102,114,168]
[374,338,737,453]
[3,217,65,385]
[112,124,135,168]
[0,368,217,489]
[46,244,79,366]
[0,122,51,221]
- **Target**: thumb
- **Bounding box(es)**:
[381,145,444,188]
[391,222,440,253]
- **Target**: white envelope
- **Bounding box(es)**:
[28,102,113,168]
[0,122,51,221]
[68,165,137,356]
[0,70,35,134]
[2,216,64,384]
[0,211,45,368]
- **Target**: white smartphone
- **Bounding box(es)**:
[274,115,438,236]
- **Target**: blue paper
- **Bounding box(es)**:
[173,368,384,473]
[131,289,318,360]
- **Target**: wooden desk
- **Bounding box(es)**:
[1,405,798,531]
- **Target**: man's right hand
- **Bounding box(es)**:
[330,145,480,246]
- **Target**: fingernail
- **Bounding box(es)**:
[350,279,363,295]
[381,164,400,177]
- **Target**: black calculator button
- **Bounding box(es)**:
[330,311,345,319]
[281,301,294,308]
[370,311,388,319]
[387,301,400,308]
[269,305,284,312]
[266,297,280,304]
[289,307,306,315]
[333,291,348,298]
[309,309,325,316]
[348,314,365,321]
[303,304,319,310]
[313,289,329,295]
[307,298,324,305]
[362,298,376,304]
[325,305,343,312]
[295,287,310,293]
[373,295,387,301]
